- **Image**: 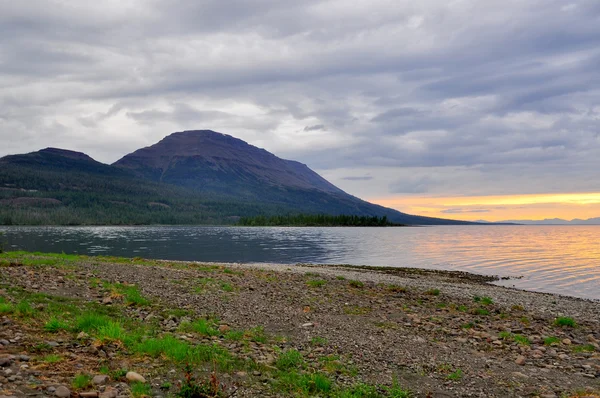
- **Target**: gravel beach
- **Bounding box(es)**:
[0,252,598,397]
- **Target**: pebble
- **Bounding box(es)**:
[126,371,146,383]
[55,386,71,398]
[93,375,110,385]
[515,355,526,365]
[301,323,314,328]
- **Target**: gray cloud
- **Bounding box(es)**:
[341,176,373,181]
[1,0,600,199]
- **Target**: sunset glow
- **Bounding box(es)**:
[369,192,600,222]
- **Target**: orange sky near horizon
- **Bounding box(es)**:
[368,192,600,221]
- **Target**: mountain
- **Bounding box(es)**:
[0,130,473,226]
[496,217,600,225]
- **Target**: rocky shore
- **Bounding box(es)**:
[0,252,599,397]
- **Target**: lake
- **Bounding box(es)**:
[1,225,599,300]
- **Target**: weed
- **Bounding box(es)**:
[306,279,326,288]
[348,280,364,288]
[520,316,530,325]
[176,365,224,398]
[447,369,463,381]
[511,304,525,311]
[160,382,172,390]
[461,322,475,329]
[305,272,320,277]
[473,308,489,316]
[72,374,92,390]
[336,276,346,280]
[246,326,268,343]
[222,268,242,275]
[385,380,412,397]
[513,334,531,346]
[99,365,110,375]
[425,288,440,296]
[554,317,577,327]
[457,305,468,312]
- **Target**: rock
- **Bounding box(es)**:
[301,323,314,328]
[102,297,113,305]
[80,392,99,398]
[99,387,118,398]
[93,375,109,385]
[562,338,572,345]
[515,355,526,365]
[0,340,9,346]
[218,324,230,333]
[126,371,146,383]
[55,386,71,398]
[0,357,11,367]
[18,355,30,362]
[77,332,90,339]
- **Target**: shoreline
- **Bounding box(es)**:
[0,252,599,397]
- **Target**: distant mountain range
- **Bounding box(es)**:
[491,217,600,225]
[0,130,473,226]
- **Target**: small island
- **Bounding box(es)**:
[237,214,406,227]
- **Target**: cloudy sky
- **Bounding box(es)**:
[2,0,600,221]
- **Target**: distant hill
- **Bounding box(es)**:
[0,130,474,226]
[496,217,600,225]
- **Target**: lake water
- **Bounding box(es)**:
[1,225,599,300]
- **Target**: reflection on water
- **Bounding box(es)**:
[1,225,599,300]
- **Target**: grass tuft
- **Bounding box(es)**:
[554,317,577,327]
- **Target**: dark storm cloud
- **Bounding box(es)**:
[1,0,600,197]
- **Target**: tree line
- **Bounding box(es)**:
[237,214,405,227]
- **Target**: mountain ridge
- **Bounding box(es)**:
[0,130,474,225]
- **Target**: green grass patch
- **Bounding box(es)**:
[44,317,70,333]
[310,336,328,346]
[306,279,327,288]
[572,344,595,353]
[554,317,577,327]
[276,349,305,370]
[425,288,440,296]
[348,280,364,288]
[447,369,463,381]
[15,300,36,317]
[131,382,152,398]
[72,374,92,390]
[220,282,234,292]
[42,354,63,363]
[544,336,561,345]
[344,306,371,315]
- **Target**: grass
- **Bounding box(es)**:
[276,349,305,370]
[336,276,346,280]
[348,280,364,288]
[220,282,234,292]
[572,344,595,353]
[72,374,92,390]
[344,306,371,315]
[473,296,494,305]
[310,336,328,346]
[42,354,63,363]
[544,336,561,345]
[425,288,440,296]
[306,279,327,288]
[473,308,489,316]
[44,317,70,333]
[0,302,13,314]
[554,317,577,327]
[224,330,245,341]
[447,369,463,381]
[131,382,152,398]
[386,284,407,293]
[15,300,36,317]
[499,332,530,345]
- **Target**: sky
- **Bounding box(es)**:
[2,0,600,222]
